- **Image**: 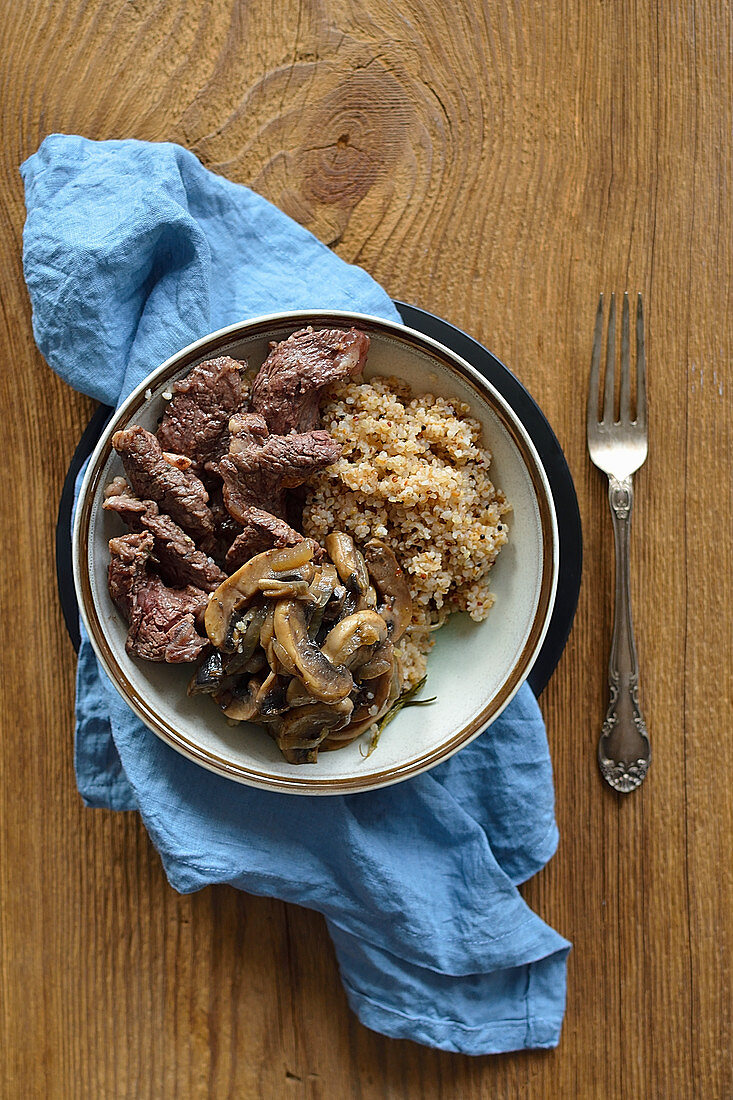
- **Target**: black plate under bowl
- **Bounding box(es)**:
[56,302,582,697]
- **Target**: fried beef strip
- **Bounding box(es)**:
[225,507,305,572]
[104,476,129,499]
[104,488,226,591]
[108,533,209,662]
[252,327,369,434]
[112,426,215,548]
[223,411,269,449]
[207,484,244,563]
[212,412,341,524]
[156,356,250,469]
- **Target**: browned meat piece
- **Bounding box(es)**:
[104,489,226,591]
[107,531,155,612]
[156,356,249,469]
[104,475,129,499]
[224,411,270,447]
[207,484,243,563]
[112,426,215,547]
[225,507,305,571]
[213,414,341,523]
[161,451,193,472]
[108,533,209,663]
[252,327,369,434]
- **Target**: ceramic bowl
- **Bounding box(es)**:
[73,311,558,794]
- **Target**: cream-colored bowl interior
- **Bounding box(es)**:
[74,312,558,794]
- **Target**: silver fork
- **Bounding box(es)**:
[587,292,651,792]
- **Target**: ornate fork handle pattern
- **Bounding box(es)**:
[588,293,650,791]
[598,474,651,792]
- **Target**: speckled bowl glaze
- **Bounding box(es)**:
[73,311,558,795]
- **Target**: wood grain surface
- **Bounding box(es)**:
[1,1,731,1096]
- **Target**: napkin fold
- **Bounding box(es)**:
[22,135,570,1056]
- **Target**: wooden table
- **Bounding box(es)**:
[1,2,731,1096]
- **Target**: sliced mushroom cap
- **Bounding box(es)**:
[363,539,412,641]
[356,584,378,612]
[333,666,395,741]
[308,564,340,607]
[219,669,289,722]
[325,532,369,595]
[253,670,289,717]
[223,604,267,665]
[338,589,358,620]
[306,564,340,638]
[321,610,388,670]
[204,541,316,647]
[270,638,299,677]
[259,602,276,654]
[274,698,354,764]
[323,583,348,622]
[285,677,316,707]
[357,639,394,679]
[187,650,225,696]
[257,573,313,600]
[329,655,403,746]
[273,600,353,703]
[243,651,266,675]
[217,678,258,721]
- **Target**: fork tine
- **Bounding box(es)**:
[636,293,647,427]
[602,292,616,422]
[619,292,631,423]
[587,293,604,430]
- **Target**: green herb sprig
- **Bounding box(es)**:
[360,676,437,759]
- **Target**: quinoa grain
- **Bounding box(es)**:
[303,376,511,688]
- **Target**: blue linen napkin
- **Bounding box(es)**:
[22,135,570,1055]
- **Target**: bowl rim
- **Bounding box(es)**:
[73,310,559,795]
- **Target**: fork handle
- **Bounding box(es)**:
[598,474,651,792]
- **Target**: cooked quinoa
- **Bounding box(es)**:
[302,375,511,688]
